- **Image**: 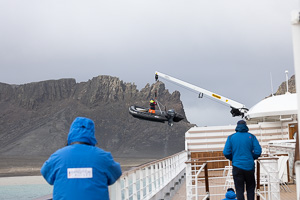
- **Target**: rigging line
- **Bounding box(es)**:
[160,79,231,108]
[155,99,165,111]
[156,99,163,112]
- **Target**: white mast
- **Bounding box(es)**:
[155,71,248,117]
[270,72,274,96]
[285,70,289,94]
[291,10,300,200]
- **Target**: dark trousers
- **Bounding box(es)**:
[232,166,255,200]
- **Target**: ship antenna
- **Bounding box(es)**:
[270,72,274,96]
[285,70,289,94]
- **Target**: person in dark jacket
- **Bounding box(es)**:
[149,98,157,114]
[223,120,262,200]
[41,117,122,200]
[222,188,237,200]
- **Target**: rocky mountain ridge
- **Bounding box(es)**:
[274,75,296,95]
[0,76,192,159]
[0,74,296,159]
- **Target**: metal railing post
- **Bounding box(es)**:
[124,176,129,200]
[151,165,155,193]
[204,164,210,200]
[147,166,151,196]
[257,161,261,200]
[195,162,206,200]
[139,169,144,199]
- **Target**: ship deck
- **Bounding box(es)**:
[172,180,297,200]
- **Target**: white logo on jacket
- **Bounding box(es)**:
[67,168,93,179]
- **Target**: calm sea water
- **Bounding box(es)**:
[0,158,156,199]
[0,184,53,200]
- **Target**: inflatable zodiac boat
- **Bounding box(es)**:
[129,105,184,126]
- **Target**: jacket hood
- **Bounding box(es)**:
[235,121,249,132]
[67,117,97,146]
[225,190,237,199]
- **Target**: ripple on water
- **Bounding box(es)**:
[0,184,53,200]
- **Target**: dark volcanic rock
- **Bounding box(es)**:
[0,76,192,159]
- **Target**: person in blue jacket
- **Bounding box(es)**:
[41,117,122,200]
[223,120,261,200]
[222,188,237,200]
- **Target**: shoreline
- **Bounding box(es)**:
[0,175,48,186]
[0,156,157,177]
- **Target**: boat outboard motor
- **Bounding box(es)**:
[230,106,242,117]
[167,109,175,126]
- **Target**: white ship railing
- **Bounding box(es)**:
[185,156,282,200]
[268,140,296,182]
[185,158,232,200]
[268,140,296,151]
[295,161,300,199]
[256,157,281,200]
[109,150,187,200]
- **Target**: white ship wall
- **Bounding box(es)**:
[185,121,296,154]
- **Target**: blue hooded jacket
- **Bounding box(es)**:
[41,117,122,200]
[222,190,237,200]
[223,120,262,171]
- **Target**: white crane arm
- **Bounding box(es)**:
[155,71,248,116]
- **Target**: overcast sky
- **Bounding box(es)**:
[0,0,299,126]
